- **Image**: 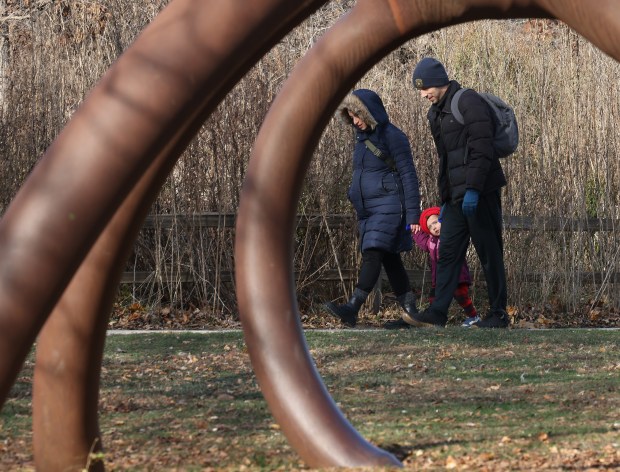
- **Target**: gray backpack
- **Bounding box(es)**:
[451,88,519,158]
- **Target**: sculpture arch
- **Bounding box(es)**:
[0,0,617,469]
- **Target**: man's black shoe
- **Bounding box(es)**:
[472,310,509,328]
[403,308,447,328]
[383,318,411,330]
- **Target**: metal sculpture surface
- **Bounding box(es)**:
[0,0,617,470]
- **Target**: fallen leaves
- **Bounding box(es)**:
[108,295,620,330]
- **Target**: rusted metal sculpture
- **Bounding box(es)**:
[0,0,617,470]
[235,1,620,467]
[10,1,329,470]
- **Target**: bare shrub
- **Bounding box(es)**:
[2,5,619,321]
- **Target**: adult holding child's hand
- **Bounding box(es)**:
[406,58,509,329]
[324,89,422,330]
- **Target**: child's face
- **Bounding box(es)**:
[427,214,441,237]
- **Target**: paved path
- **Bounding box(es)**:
[108,327,619,334]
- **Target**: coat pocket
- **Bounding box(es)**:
[381,173,399,194]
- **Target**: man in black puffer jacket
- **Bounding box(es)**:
[406,57,509,328]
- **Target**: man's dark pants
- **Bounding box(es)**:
[431,190,507,315]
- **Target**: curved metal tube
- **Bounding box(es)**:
[32,132,186,471]
[235,0,620,468]
[15,0,326,470]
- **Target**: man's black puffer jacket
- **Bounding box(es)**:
[427,81,507,203]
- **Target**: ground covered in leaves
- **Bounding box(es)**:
[108,294,620,331]
[1,330,618,471]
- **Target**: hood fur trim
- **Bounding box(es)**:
[338,93,378,130]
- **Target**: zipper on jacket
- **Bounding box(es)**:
[439,113,453,186]
[359,144,366,210]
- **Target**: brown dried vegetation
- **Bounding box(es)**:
[1,3,620,326]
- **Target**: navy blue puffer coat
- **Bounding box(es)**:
[340,89,421,253]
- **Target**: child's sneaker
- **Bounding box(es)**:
[461,315,480,327]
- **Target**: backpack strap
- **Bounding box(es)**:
[450,87,470,125]
[364,139,396,171]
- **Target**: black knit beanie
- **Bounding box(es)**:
[412,57,449,89]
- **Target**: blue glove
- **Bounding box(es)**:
[462,189,480,217]
[439,204,446,222]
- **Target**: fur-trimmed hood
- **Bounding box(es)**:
[338,89,389,131]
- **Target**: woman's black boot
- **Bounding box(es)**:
[324,288,368,327]
[383,291,418,329]
[397,291,418,317]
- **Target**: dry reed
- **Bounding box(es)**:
[1,3,619,321]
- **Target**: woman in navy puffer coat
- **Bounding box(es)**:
[325,89,422,329]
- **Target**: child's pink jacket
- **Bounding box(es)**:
[413,231,472,287]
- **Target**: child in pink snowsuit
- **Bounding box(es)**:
[413,207,479,326]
